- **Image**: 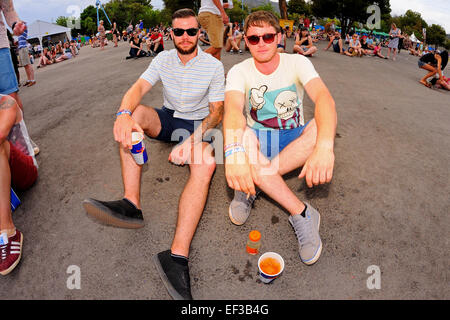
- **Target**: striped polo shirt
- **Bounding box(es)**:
[140,46,225,120]
[18,28,28,49]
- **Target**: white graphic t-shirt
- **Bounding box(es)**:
[225,53,319,130]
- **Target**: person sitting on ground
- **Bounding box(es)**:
[83,8,225,300]
[293,27,317,57]
[365,34,375,50]
[310,27,319,43]
[54,42,72,62]
[360,36,373,56]
[345,33,363,57]
[126,32,147,59]
[429,74,450,90]
[323,31,345,54]
[199,27,210,46]
[277,27,286,53]
[418,50,448,88]
[224,10,336,268]
[0,94,38,276]
[147,28,164,57]
[37,47,53,68]
[224,23,242,54]
[370,40,387,59]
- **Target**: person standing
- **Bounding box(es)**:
[17,23,35,86]
[198,0,229,60]
[98,20,106,50]
[387,23,401,61]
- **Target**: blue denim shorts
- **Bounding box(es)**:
[0,48,19,95]
[252,120,310,159]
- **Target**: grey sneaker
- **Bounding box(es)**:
[228,190,258,226]
[289,202,322,265]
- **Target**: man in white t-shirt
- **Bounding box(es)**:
[223,11,337,265]
[198,0,229,60]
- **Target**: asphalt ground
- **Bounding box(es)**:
[1,36,448,300]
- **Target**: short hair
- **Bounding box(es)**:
[244,10,281,35]
[172,8,199,27]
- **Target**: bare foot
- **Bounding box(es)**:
[419,80,431,88]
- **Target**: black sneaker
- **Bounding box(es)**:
[153,250,193,300]
[82,198,144,229]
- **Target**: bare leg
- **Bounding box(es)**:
[0,140,14,233]
[243,120,317,216]
[24,64,34,82]
[419,64,437,88]
[120,105,162,208]
[171,143,216,257]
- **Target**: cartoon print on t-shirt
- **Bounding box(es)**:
[249,84,303,130]
[249,85,267,110]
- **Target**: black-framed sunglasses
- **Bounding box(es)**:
[172,28,199,37]
[246,33,276,45]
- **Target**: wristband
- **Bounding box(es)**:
[224,143,243,152]
[224,146,245,158]
[116,109,132,117]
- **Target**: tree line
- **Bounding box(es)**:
[55,0,448,49]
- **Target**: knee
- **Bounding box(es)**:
[191,158,216,181]
[131,105,148,125]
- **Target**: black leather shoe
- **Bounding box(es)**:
[83,198,144,229]
[153,250,193,300]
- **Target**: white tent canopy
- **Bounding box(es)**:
[27,20,72,47]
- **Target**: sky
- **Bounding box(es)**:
[7,0,450,33]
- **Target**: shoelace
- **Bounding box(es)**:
[292,215,314,246]
[236,190,259,206]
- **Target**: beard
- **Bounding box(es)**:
[174,38,198,55]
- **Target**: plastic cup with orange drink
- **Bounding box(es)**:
[257,252,285,284]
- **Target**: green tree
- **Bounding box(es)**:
[391,10,427,41]
[226,0,249,24]
[426,24,447,48]
[251,3,280,18]
[162,0,200,14]
[311,0,391,37]
[287,0,311,16]
[55,16,68,27]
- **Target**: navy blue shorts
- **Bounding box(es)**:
[0,48,19,95]
[153,106,203,143]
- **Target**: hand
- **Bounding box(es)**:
[113,114,144,150]
[13,21,26,36]
[299,146,335,188]
[225,151,256,195]
[168,140,192,166]
[222,12,229,25]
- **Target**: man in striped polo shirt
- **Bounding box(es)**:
[83,9,225,300]
[17,23,35,86]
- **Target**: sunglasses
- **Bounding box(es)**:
[246,33,276,45]
[172,28,199,37]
